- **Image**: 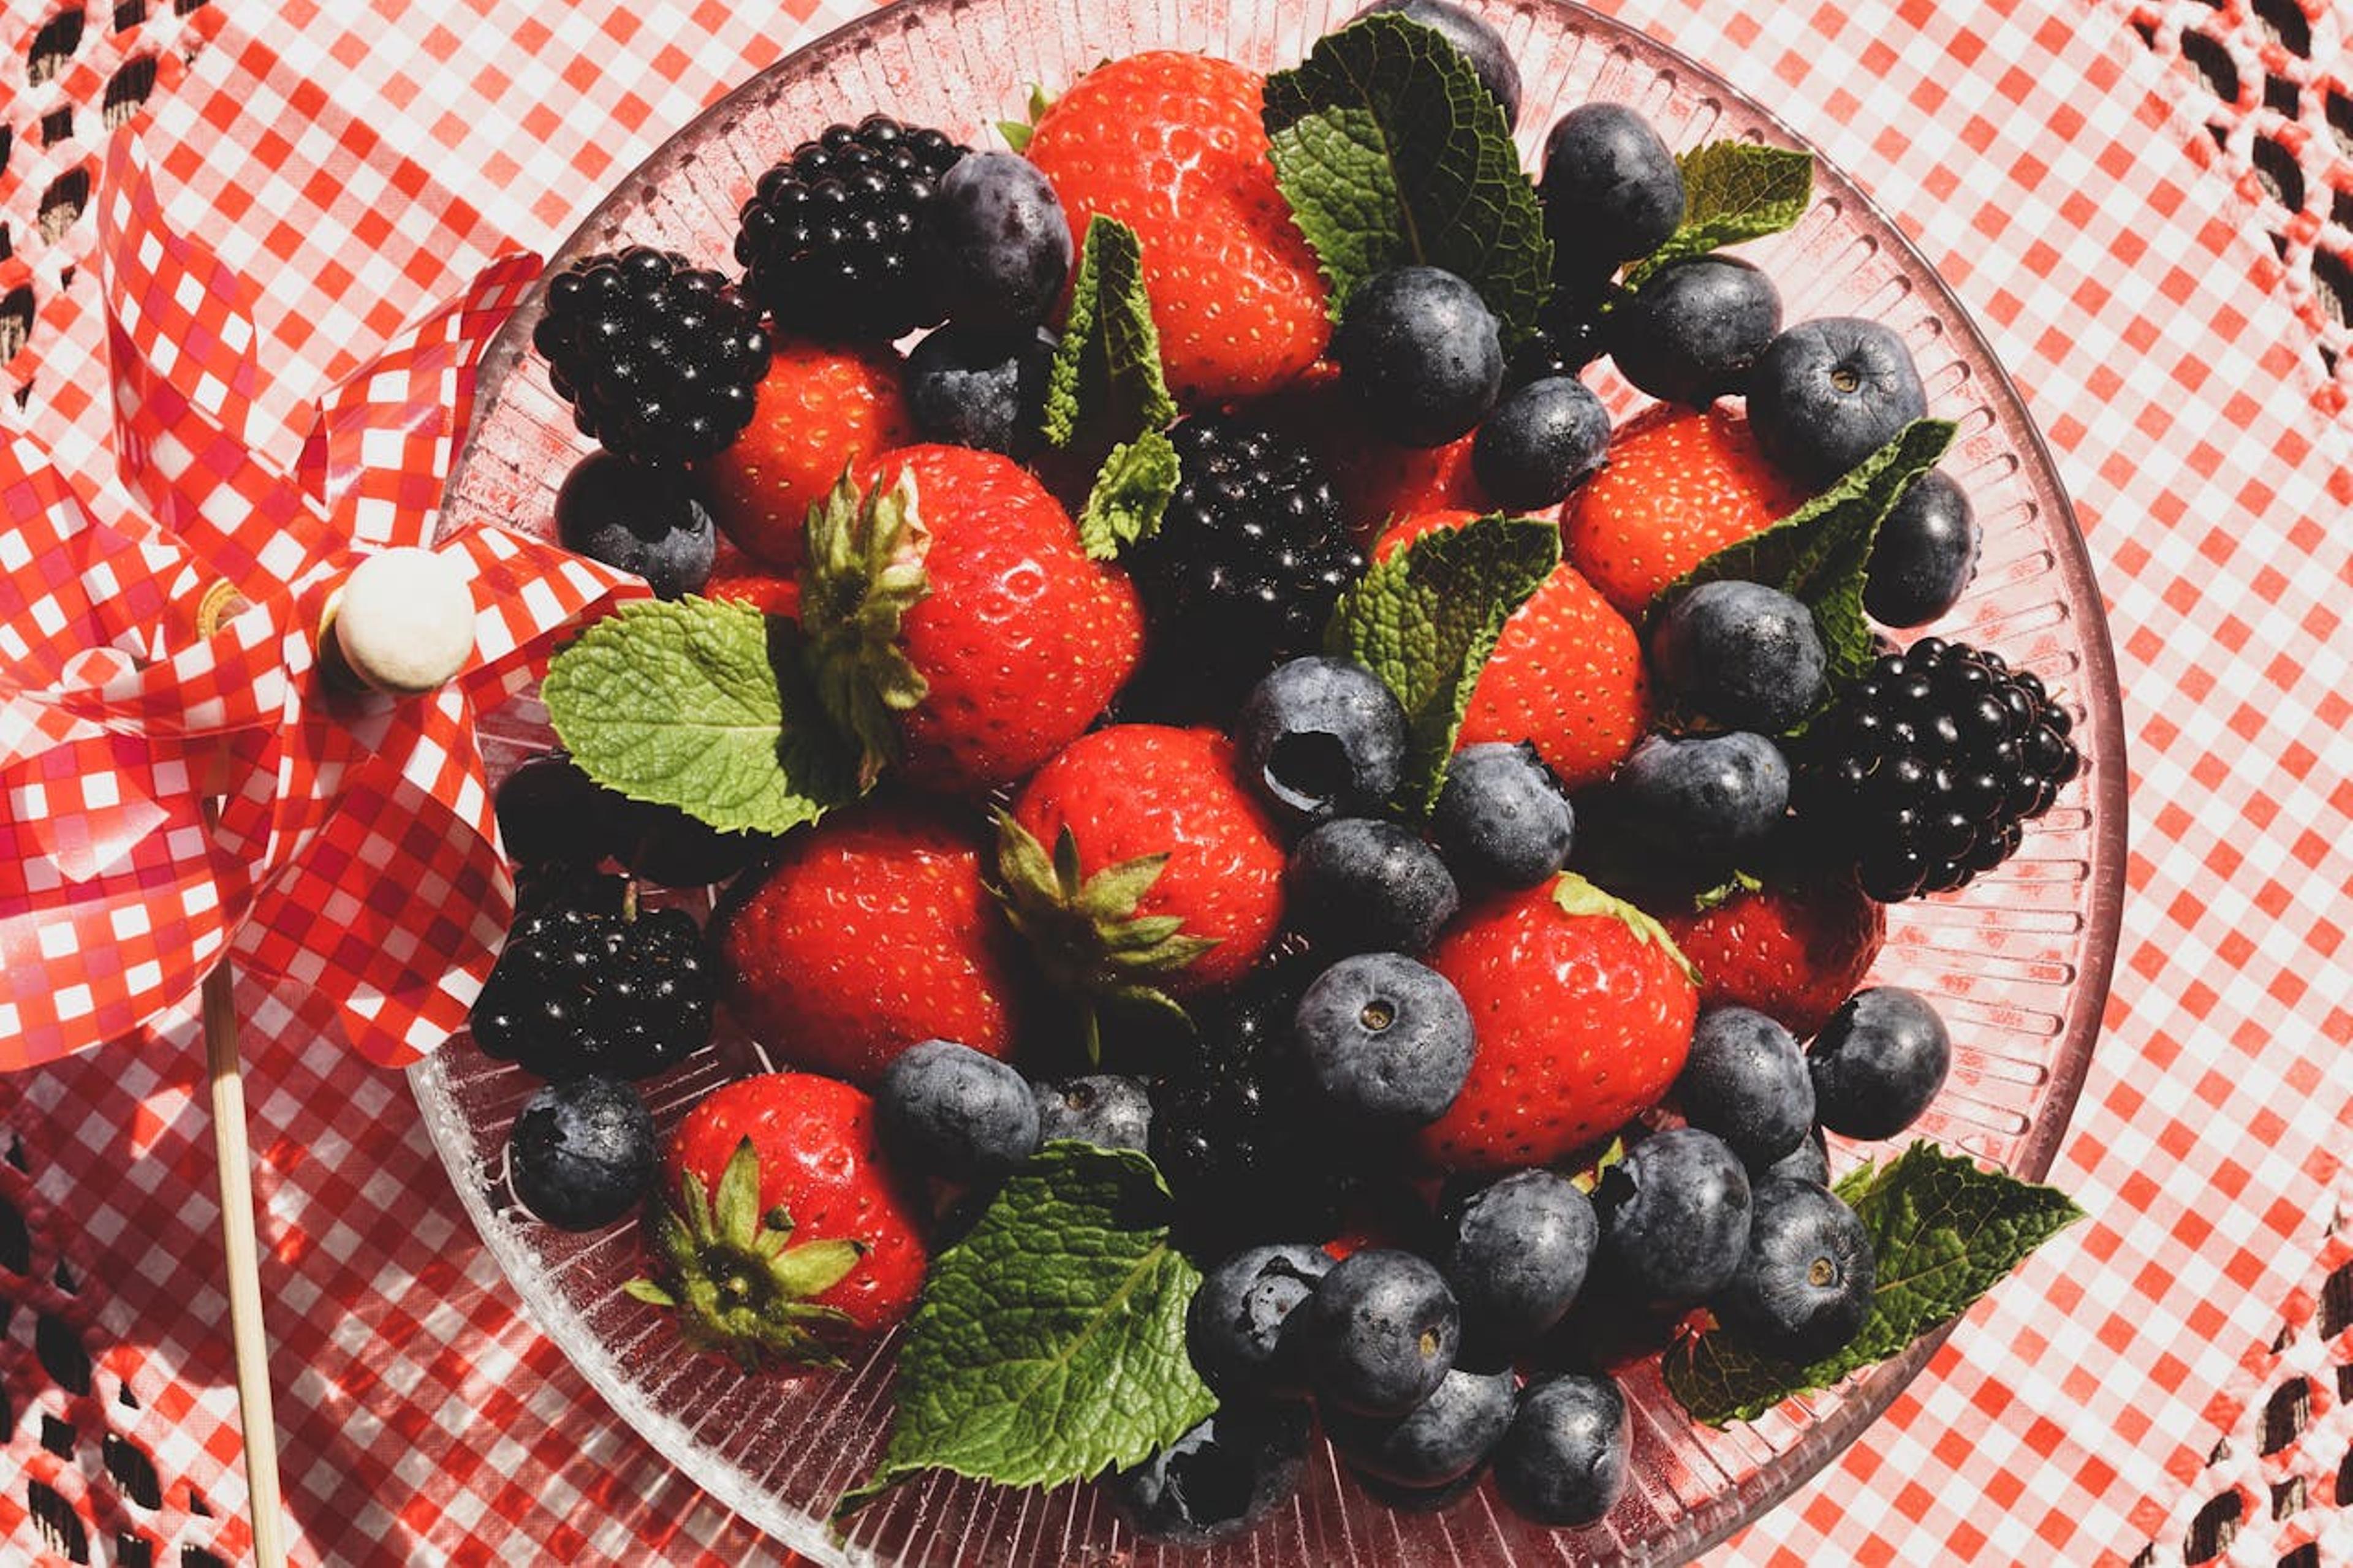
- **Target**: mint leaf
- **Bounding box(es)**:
[1264,13,1552,338]
[837,1143,1215,1517]
[1043,216,1176,453]
[1625,142,1814,287]
[542,596,863,836]
[1325,513,1559,814]
[1654,419,1955,692]
[1076,430,1181,561]
[1664,1142,2085,1426]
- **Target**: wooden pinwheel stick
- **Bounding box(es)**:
[193,549,474,1568]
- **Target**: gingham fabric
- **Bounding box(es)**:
[1,0,2347,1564]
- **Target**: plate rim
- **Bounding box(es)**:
[420,0,2130,1559]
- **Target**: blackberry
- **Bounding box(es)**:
[734,115,968,342]
[1151,960,1350,1252]
[1127,416,1360,705]
[471,888,715,1080]
[1795,637,2080,901]
[531,248,769,465]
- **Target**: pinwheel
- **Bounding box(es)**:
[0,138,639,1565]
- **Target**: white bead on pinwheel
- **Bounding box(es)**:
[323,546,476,695]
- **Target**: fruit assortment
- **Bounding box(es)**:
[472,0,2091,1548]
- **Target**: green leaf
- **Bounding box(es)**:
[836,1144,1216,1517]
[998,82,1055,152]
[1653,419,1957,695]
[1324,513,1559,814]
[1625,142,1814,287]
[1664,1142,2085,1426]
[1043,216,1176,454]
[1076,431,1181,560]
[799,468,934,787]
[542,596,865,836]
[1263,13,1553,339]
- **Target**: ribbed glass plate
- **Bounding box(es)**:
[412,1,2128,1561]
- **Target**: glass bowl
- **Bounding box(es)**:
[411,0,2128,1560]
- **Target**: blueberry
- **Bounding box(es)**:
[1609,254,1782,406]
[904,324,1056,457]
[1236,656,1411,825]
[1299,1248,1463,1415]
[609,795,776,888]
[1650,580,1828,732]
[874,1039,1041,1182]
[1295,953,1476,1125]
[1715,1177,1876,1362]
[1593,1126,1753,1306]
[1539,104,1684,285]
[1471,375,1611,510]
[1443,1169,1597,1350]
[1763,1125,1831,1187]
[1327,1364,1518,1488]
[1353,1466,1490,1514]
[1674,1006,1816,1169]
[1613,732,1792,858]
[920,150,1073,329]
[1865,470,1979,628]
[1807,987,1950,1140]
[1491,1372,1630,1526]
[507,1076,656,1231]
[1289,819,1460,955]
[1433,741,1575,888]
[1354,0,1523,126]
[495,749,618,869]
[1746,317,1928,487]
[1031,1074,1153,1153]
[1332,266,1505,447]
[1187,1243,1334,1396]
[1110,1400,1311,1546]
[552,452,716,600]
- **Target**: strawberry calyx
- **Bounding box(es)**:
[798,466,933,787]
[988,809,1217,1063]
[1552,871,1700,985]
[624,1137,868,1373]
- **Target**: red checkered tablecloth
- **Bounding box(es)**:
[3,0,2349,1564]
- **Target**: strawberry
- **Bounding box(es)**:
[1654,873,1885,1040]
[1026,52,1328,403]
[1005,725,1288,1009]
[701,338,915,572]
[702,540,801,619]
[1412,873,1699,1173]
[1561,404,1811,618]
[629,1071,926,1368]
[715,804,1025,1086]
[805,444,1144,795]
[1375,512,1649,790]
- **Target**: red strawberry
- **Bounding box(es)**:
[1007,725,1287,998]
[631,1071,926,1368]
[1562,404,1811,618]
[1026,53,1329,403]
[1376,512,1649,790]
[715,805,1025,1086]
[703,540,801,619]
[1413,873,1699,1173]
[1654,873,1885,1040]
[702,338,915,572]
[807,445,1145,795]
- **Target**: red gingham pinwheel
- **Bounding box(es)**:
[0,135,643,1564]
